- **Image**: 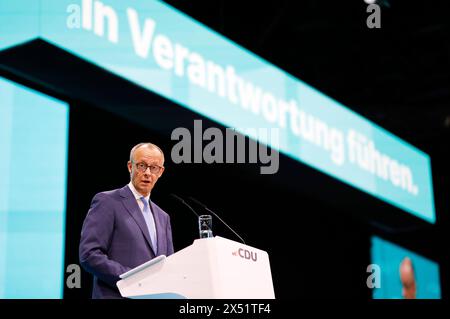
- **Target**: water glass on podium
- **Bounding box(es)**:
[199,215,213,238]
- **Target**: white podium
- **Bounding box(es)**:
[116,236,275,299]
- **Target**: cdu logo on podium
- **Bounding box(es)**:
[232,248,258,262]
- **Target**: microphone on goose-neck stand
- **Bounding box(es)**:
[170,193,213,238]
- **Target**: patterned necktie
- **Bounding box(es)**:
[140,197,157,254]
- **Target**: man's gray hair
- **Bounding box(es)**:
[129,143,165,164]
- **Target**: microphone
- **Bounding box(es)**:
[171,193,214,236]
[187,196,246,245]
[170,193,200,219]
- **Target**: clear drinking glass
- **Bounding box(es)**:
[198,215,213,238]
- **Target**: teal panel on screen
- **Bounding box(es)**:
[0,1,435,223]
[371,236,441,299]
[0,76,69,299]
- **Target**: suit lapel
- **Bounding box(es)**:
[119,186,155,255]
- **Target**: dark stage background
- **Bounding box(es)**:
[63,101,374,299]
[62,99,447,299]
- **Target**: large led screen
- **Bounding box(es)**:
[0,76,68,298]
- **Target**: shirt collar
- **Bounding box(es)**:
[128,181,150,202]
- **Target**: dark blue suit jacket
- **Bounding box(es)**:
[79,185,174,299]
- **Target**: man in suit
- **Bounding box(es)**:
[79,142,174,299]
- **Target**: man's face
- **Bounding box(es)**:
[400,257,416,299]
[127,146,165,197]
